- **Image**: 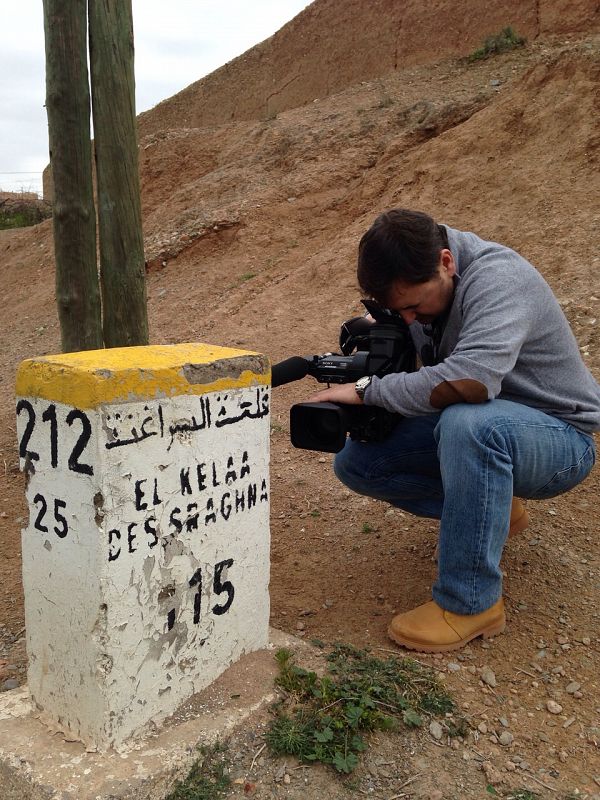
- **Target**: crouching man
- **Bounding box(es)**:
[310,209,599,652]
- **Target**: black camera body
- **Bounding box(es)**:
[272,303,416,453]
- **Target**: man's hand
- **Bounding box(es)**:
[307,383,364,405]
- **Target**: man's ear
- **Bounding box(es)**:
[440,248,456,277]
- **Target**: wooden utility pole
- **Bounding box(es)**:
[89,0,148,347]
[43,0,103,352]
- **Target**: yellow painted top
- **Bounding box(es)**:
[16,343,270,409]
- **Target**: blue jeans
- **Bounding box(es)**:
[333,400,596,615]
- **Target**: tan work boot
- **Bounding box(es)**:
[388,597,505,653]
[508,497,529,537]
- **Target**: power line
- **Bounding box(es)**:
[0,171,44,175]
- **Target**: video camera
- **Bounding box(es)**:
[271,300,416,453]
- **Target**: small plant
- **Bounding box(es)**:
[310,509,321,518]
[378,95,394,109]
[0,204,51,230]
[165,742,230,800]
[239,272,256,282]
[266,644,458,773]
[361,522,373,534]
[468,26,526,62]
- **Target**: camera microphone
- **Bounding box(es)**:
[271,356,311,387]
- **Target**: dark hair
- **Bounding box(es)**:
[357,209,448,301]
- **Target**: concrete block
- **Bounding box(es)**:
[0,630,300,800]
[15,343,271,750]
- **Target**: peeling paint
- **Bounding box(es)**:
[17,351,270,750]
[93,491,105,526]
[182,354,269,384]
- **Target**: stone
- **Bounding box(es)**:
[480,667,497,687]
[547,700,563,714]
[566,681,581,694]
[481,761,503,784]
[498,731,514,746]
[429,720,444,740]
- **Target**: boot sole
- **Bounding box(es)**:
[387,618,506,653]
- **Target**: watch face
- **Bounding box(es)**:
[356,376,371,397]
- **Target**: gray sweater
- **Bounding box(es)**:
[366,226,600,433]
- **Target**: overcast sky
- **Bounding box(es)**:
[0,1,311,195]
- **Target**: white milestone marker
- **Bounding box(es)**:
[16,344,271,750]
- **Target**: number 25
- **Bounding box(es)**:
[33,494,69,538]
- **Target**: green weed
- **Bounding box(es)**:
[468,27,526,62]
[239,272,256,282]
[165,742,230,800]
[266,644,458,773]
[361,522,373,534]
[0,207,50,230]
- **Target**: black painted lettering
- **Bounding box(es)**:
[196,463,207,491]
[220,492,232,521]
[211,462,220,488]
[205,498,217,525]
[145,516,158,548]
[152,478,161,506]
[189,568,202,625]
[41,404,58,468]
[169,506,183,533]
[66,409,93,475]
[186,503,199,532]
[248,483,257,509]
[225,456,237,485]
[260,478,268,502]
[212,559,235,615]
[33,493,48,533]
[127,522,137,553]
[53,498,68,538]
[134,479,148,511]
[16,399,39,464]
[180,467,192,495]
[108,528,121,561]
[240,450,250,479]
[235,488,245,513]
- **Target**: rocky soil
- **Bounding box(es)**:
[1,4,599,798]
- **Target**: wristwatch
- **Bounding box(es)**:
[355,375,372,401]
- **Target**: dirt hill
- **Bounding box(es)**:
[1,1,600,797]
[137,0,600,133]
